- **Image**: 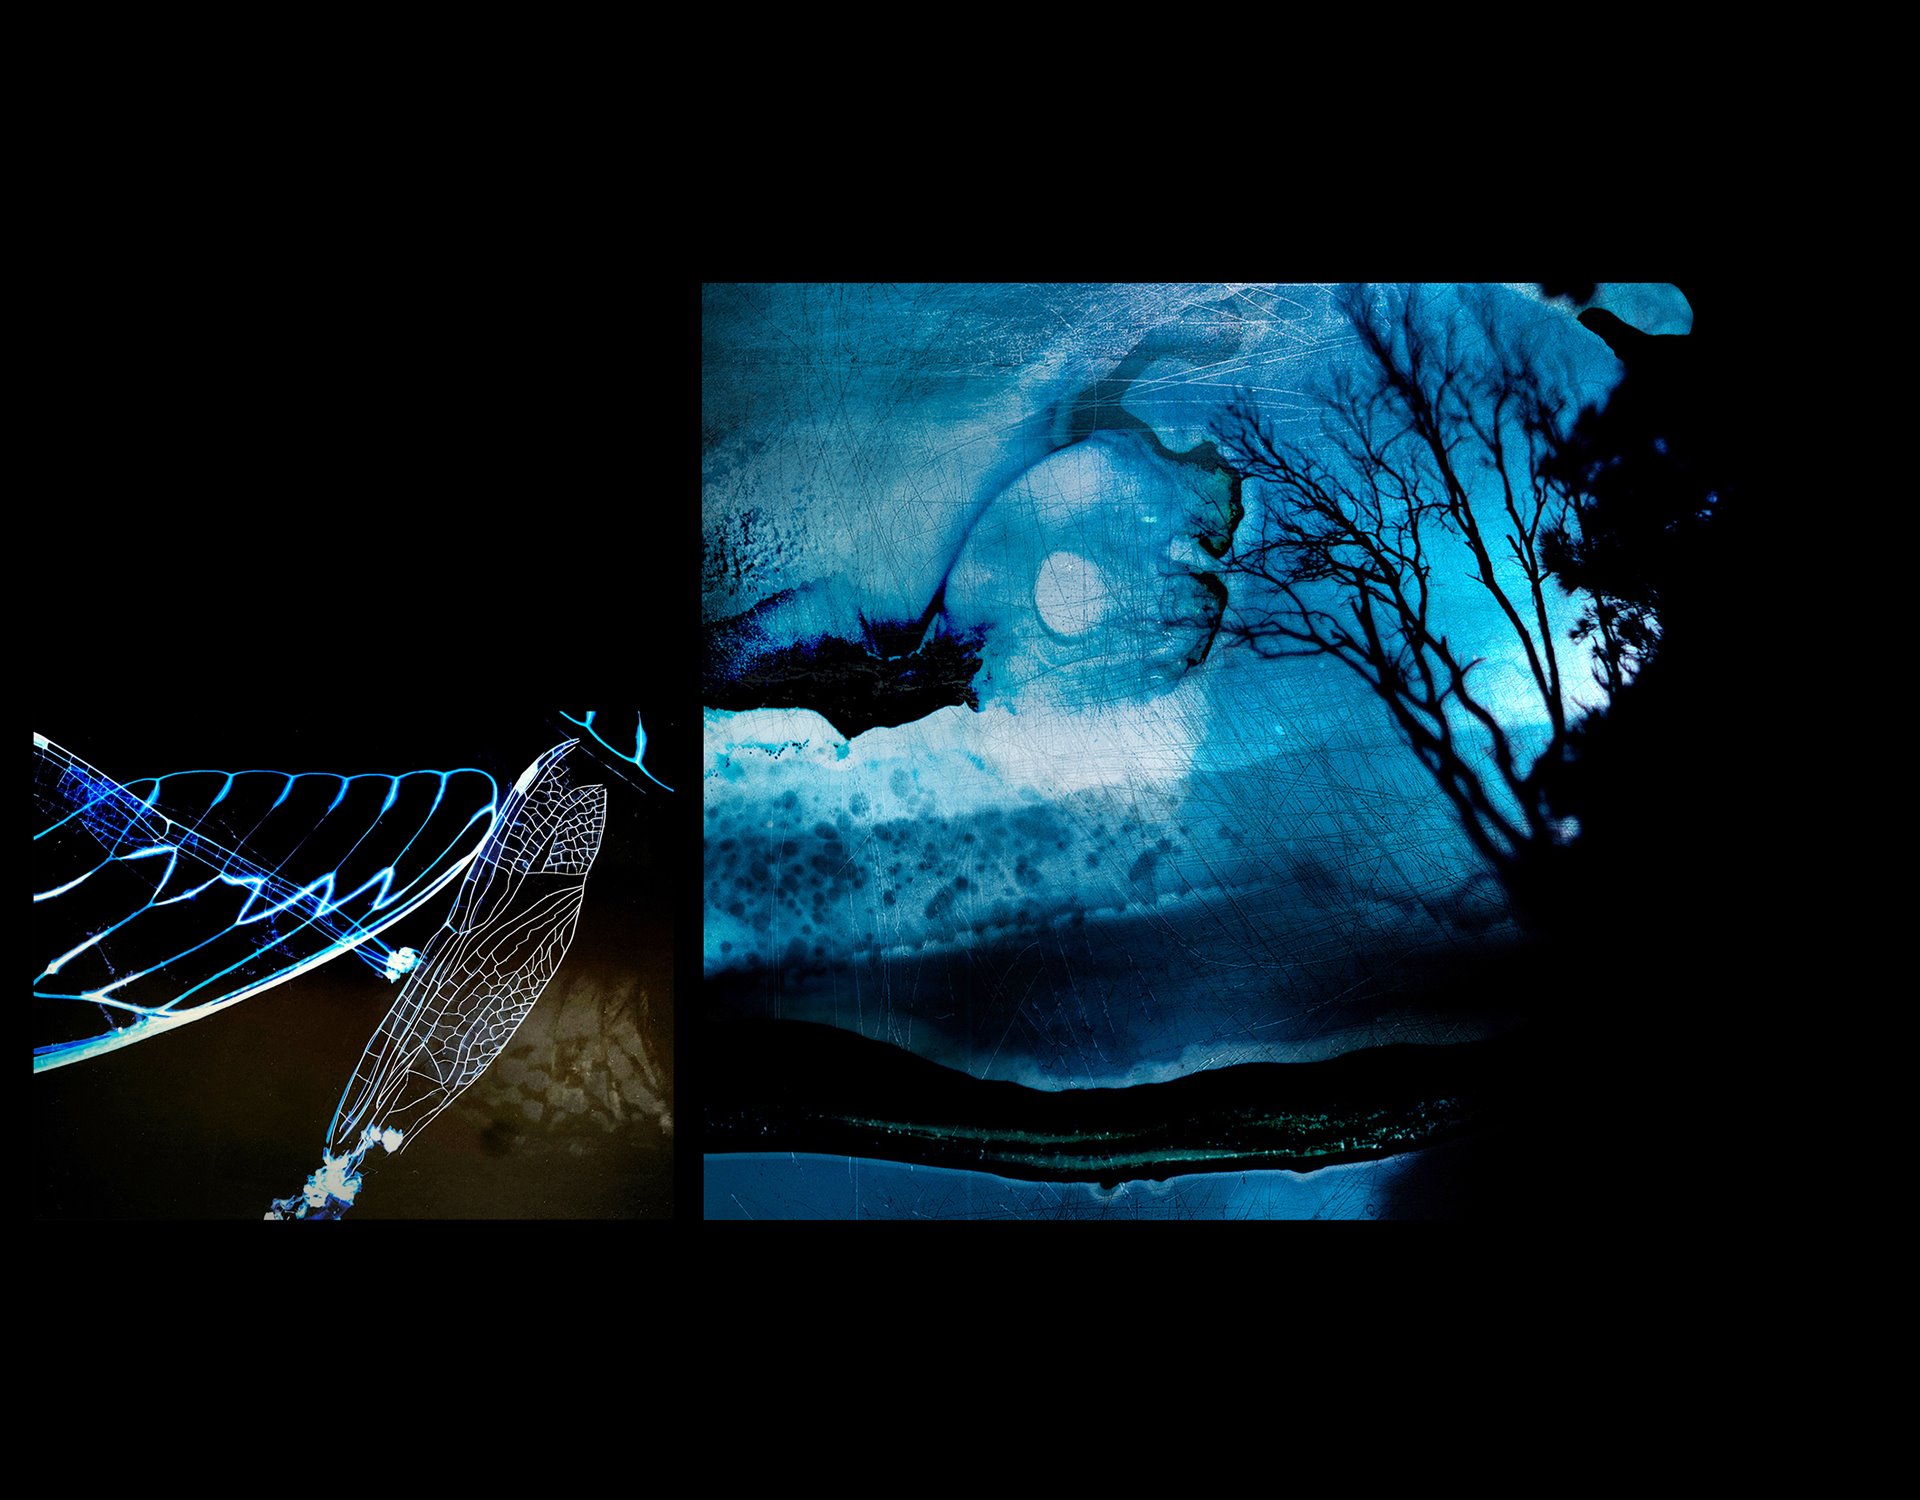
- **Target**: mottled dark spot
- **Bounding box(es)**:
[478,1118,521,1158]
[1012,808,1052,841]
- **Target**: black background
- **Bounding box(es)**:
[30,201,1762,1365]
[30,214,702,1223]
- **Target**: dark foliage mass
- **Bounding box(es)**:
[1533,281,1768,937]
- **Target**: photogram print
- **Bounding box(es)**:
[34,706,674,1220]
[701,282,1757,1220]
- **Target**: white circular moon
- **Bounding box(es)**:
[1033,550,1111,637]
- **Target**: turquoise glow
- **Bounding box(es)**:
[559,710,672,792]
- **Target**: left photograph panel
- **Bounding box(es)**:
[33,702,676,1219]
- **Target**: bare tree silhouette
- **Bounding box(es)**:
[1211,284,1593,895]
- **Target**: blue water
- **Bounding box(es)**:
[705,1150,1429,1221]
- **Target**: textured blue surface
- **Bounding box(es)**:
[706,1151,1424,1221]
[702,284,1667,1215]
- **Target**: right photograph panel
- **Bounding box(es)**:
[700,281,1734,1220]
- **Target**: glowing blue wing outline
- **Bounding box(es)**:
[32,733,500,1072]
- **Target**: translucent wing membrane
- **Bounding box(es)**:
[32,734,500,1071]
[270,741,605,1219]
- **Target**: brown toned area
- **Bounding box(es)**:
[34,834,673,1221]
